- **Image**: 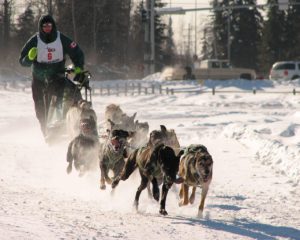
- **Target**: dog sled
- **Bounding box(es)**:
[45,67,93,144]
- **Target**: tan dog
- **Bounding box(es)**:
[66,100,97,139]
[104,104,137,132]
[178,144,213,218]
[104,104,124,129]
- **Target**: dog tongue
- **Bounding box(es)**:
[111,138,120,149]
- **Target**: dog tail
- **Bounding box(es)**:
[120,149,138,181]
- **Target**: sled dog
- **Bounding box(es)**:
[178,144,213,217]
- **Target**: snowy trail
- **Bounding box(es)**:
[0,84,300,239]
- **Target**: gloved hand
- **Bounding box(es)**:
[28,47,37,61]
[74,66,83,74]
[74,67,85,82]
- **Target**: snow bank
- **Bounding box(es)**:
[222,123,300,186]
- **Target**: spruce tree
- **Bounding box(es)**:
[15,5,36,47]
[285,0,300,60]
[230,0,263,69]
[212,0,229,60]
[162,17,176,66]
[128,2,145,75]
[212,0,263,70]
[154,0,168,71]
[260,0,286,72]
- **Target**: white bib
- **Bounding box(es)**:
[37,31,63,63]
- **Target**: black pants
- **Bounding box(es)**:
[31,75,65,136]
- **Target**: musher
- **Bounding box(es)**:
[19,14,85,138]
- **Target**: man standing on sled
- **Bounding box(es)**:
[19,14,85,138]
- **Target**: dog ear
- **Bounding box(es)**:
[131,112,137,120]
[160,125,167,132]
[177,149,184,158]
[108,119,115,129]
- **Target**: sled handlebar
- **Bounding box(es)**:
[65,67,92,78]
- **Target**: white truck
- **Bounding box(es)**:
[164,59,256,80]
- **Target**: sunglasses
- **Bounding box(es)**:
[42,23,53,28]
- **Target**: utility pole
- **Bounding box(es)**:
[143,0,156,75]
[143,0,151,76]
[3,0,10,47]
[150,0,155,74]
[48,0,53,15]
[71,0,77,42]
[187,24,192,57]
[93,0,97,63]
[194,0,197,56]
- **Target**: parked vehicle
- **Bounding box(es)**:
[269,61,300,80]
[163,59,256,80]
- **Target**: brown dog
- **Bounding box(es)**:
[178,144,213,218]
[112,143,183,215]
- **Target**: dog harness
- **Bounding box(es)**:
[183,144,207,155]
[103,139,126,169]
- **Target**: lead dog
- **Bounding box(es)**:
[112,129,184,215]
[99,128,130,190]
[178,144,213,218]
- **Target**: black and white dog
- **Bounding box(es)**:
[66,116,99,176]
[99,128,130,190]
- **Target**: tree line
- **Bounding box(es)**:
[0,0,299,79]
[0,0,175,78]
[202,0,300,75]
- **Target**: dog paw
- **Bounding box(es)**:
[159,209,168,216]
[178,200,188,207]
[153,191,160,202]
[100,184,106,190]
[105,177,112,185]
[133,201,139,212]
[111,179,119,188]
[110,188,115,196]
[66,165,72,174]
[152,186,160,201]
[189,196,195,204]
[197,210,203,218]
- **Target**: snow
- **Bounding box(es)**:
[0,75,300,240]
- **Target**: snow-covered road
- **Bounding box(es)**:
[0,79,299,239]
